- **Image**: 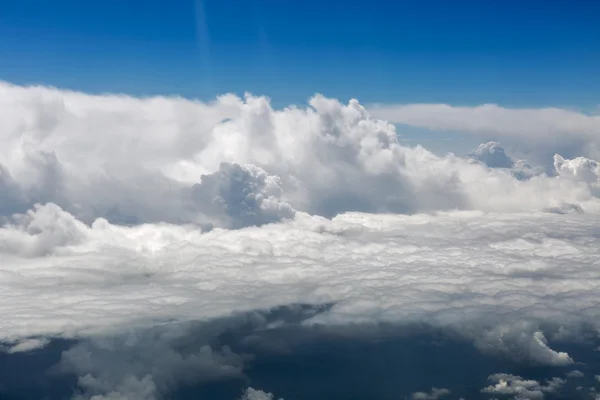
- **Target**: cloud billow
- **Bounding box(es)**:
[190,162,296,229]
[469,141,515,168]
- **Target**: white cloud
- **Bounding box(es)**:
[0,202,88,257]
[1,337,49,353]
[467,141,544,181]
[1,81,600,228]
[474,325,573,366]
[72,374,157,400]
[554,154,600,196]
[566,370,584,378]
[240,387,282,400]
[368,103,600,169]
[411,387,451,400]
[481,373,565,400]
[469,141,515,168]
[190,162,296,229]
[2,206,599,367]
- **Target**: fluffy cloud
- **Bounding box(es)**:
[481,373,565,400]
[554,154,600,196]
[57,326,245,400]
[240,387,282,400]
[0,202,88,257]
[411,387,451,400]
[190,162,296,229]
[368,103,600,169]
[469,141,515,168]
[566,370,584,378]
[1,81,600,229]
[468,141,544,181]
[2,206,600,365]
[473,325,572,366]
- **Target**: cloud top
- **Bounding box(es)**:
[469,141,515,168]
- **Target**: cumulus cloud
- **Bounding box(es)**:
[2,81,600,229]
[240,387,282,400]
[468,141,544,181]
[411,387,451,400]
[469,141,515,168]
[55,323,246,400]
[510,159,545,181]
[566,370,584,378]
[554,154,600,196]
[190,162,296,229]
[368,103,600,169]
[73,374,157,400]
[474,325,573,366]
[0,202,88,257]
[481,373,565,400]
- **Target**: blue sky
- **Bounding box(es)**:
[1,0,599,107]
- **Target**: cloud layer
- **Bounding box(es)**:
[1,82,600,399]
[368,102,600,170]
[3,206,600,361]
[2,81,600,229]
